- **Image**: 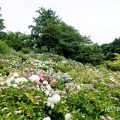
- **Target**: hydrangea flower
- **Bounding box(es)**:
[29,75,40,82]
[65,113,72,120]
[43,116,51,120]
[47,94,61,109]
[43,80,48,85]
[15,77,27,83]
[12,72,19,77]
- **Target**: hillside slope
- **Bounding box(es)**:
[0,53,120,120]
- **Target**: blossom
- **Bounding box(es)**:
[43,80,48,85]
[47,94,61,109]
[11,84,18,87]
[15,77,27,83]
[43,116,51,120]
[52,94,61,104]
[47,97,55,109]
[45,90,50,96]
[65,113,72,120]
[13,72,19,77]
[46,85,52,91]
[6,77,15,83]
[29,75,40,82]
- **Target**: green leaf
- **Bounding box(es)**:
[25,93,39,105]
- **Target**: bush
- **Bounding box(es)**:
[0,40,12,54]
[106,53,120,71]
[21,48,31,54]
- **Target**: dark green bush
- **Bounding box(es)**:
[21,48,31,54]
[106,53,120,71]
[0,40,12,54]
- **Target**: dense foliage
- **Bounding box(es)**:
[106,53,120,71]
[28,7,104,65]
[101,37,120,61]
[0,7,5,39]
[3,31,29,51]
[0,40,12,55]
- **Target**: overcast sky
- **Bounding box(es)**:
[0,0,120,44]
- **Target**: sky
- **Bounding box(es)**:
[0,0,120,45]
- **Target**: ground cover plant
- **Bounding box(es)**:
[0,53,120,120]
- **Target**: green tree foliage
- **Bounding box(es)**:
[101,37,120,60]
[29,7,104,65]
[106,53,120,71]
[0,40,12,54]
[41,22,61,52]
[75,44,105,65]
[0,7,5,39]
[4,31,28,51]
[29,7,61,48]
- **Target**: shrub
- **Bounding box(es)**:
[21,48,31,54]
[106,53,120,71]
[0,40,12,54]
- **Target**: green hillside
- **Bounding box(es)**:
[0,53,120,120]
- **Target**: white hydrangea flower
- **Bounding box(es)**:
[11,84,18,87]
[13,72,19,77]
[52,94,61,104]
[46,85,51,91]
[43,80,48,85]
[45,90,50,96]
[65,113,72,120]
[29,75,40,82]
[47,97,55,109]
[15,77,27,83]
[47,94,61,109]
[6,77,15,83]
[43,116,51,120]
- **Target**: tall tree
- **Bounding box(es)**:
[0,7,5,39]
[29,7,61,48]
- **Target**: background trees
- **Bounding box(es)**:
[4,31,28,51]
[28,7,104,65]
[0,6,107,65]
[101,37,120,61]
[0,7,5,39]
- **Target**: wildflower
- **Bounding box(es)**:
[29,75,40,82]
[65,113,72,120]
[43,116,51,120]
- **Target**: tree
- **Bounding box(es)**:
[41,22,61,52]
[75,44,105,65]
[56,22,92,57]
[29,7,61,48]
[0,7,5,39]
[4,31,28,51]
[101,37,120,60]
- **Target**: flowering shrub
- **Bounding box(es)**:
[0,53,120,119]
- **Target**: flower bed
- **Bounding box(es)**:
[0,53,120,120]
